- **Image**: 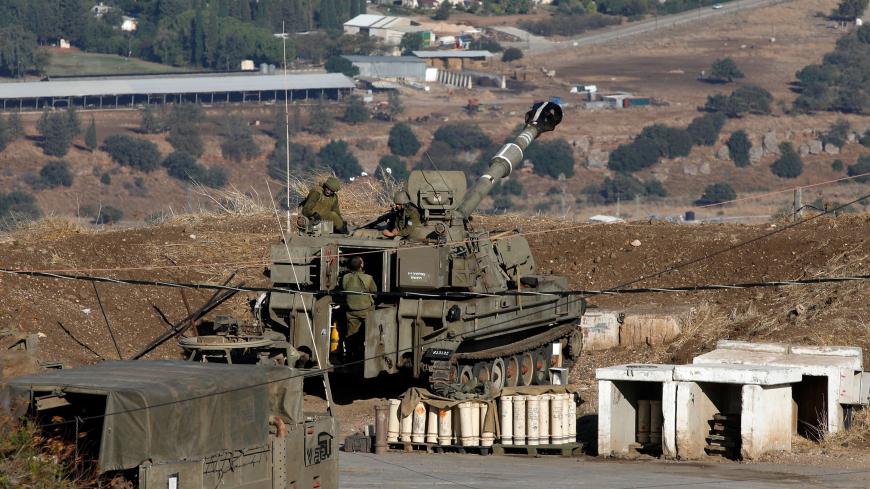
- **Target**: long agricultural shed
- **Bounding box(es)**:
[0,73,356,110]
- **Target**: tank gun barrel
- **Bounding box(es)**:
[456,101,562,219]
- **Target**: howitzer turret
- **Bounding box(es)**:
[260,101,584,390]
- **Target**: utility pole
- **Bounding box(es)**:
[793,188,803,221]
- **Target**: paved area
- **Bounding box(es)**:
[498,0,788,54]
[340,452,870,488]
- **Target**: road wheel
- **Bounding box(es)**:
[459,365,474,385]
[519,352,535,386]
[474,362,492,384]
[491,358,506,390]
[505,356,520,387]
[533,348,549,385]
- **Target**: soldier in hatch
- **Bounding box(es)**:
[382,190,421,238]
[301,176,347,233]
[341,256,377,360]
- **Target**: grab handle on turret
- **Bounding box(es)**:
[456,102,562,219]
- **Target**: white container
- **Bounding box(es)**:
[400,408,413,442]
[387,399,401,443]
[567,394,577,443]
[550,394,563,444]
[526,395,540,446]
[539,394,551,445]
[512,395,527,445]
[412,402,427,443]
[500,395,513,445]
[637,399,651,445]
[437,407,452,445]
[471,401,481,446]
[650,400,663,446]
[426,405,438,444]
[480,402,494,447]
[560,394,571,445]
[459,402,474,446]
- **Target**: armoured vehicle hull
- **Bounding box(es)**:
[262,102,585,389]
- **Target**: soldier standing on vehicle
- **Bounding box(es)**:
[301,176,347,233]
[382,190,421,238]
[341,256,377,360]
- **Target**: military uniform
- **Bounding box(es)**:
[341,270,377,358]
[301,178,345,231]
[394,205,422,238]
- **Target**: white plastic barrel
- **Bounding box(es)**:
[426,405,438,444]
[650,400,663,446]
[560,394,571,445]
[412,402,426,443]
[500,395,514,445]
[526,395,540,446]
[400,407,413,442]
[471,401,481,446]
[512,395,527,445]
[550,394,563,444]
[567,394,577,443]
[387,399,401,443]
[459,402,474,446]
[539,394,551,445]
[637,399,651,445]
[437,407,452,445]
[480,402,494,447]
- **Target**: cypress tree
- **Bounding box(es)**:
[0,115,9,153]
[7,112,23,140]
[85,117,97,152]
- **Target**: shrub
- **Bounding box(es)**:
[7,112,23,140]
[38,109,78,157]
[139,106,166,134]
[847,155,870,182]
[705,85,773,117]
[607,137,660,172]
[0,190,41,230]
[793,26,870,114]
[470,37,503,52]
[376,154,410,181]
[388,123,421,157]
[325,55,359,77]
[861,129,870,147]
[308,105,334,136]
[432,1,451,20]
[687,112,726,146]
[433,122,491,150]
[727,130,752,167]
[494,178,524,197]
[519,14,619,36]
[163,151,226,188]
[166,103,204,157]
[87,204,123,224]
[0,114,7,153]
[638,124,693,158]
[318,140,361,179]
[585,173,659,204]
[84,117,97,151]
[525,138,575,178]
[770,142,803,178]
[696,182,736,205]
[501,47,523,63]
[834,0,868,19]
[821,119,851,149]
[100,173,112,185]
[400,32,424,54]
[220,114,260,162]
[267,142,318,181]
[709,57,745,83]
[343,96,369,124]
[492,196,513,211]
[38,160,74,188]
[644,179,667,197]
[103,134,161,171]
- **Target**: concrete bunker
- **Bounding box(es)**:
[597,364,676,457]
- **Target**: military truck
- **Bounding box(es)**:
[2,360,338,489]
[260,102,585,389]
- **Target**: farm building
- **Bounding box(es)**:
[0,73,355,110]
[412,50,493,71]
[342,55,436,81]
[343,14,431,46]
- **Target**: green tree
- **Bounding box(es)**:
[832,159,845,172]
[166,104,205,157]
[696,182,736,205]
[318,140,361,179]
[847,155,870,183]
[88,205,124,225]
[85,117,97,152]
[501,47,524,62]
[585,173,646,204]
[375,154,410,181]
[325,55,359,77]
[834,0,869,19]
[400,32,424,55]
[525,138,575,178]
[7,113,23,141]
[388,123,421,156]
[470,37,503,52]
[709,57,745,83]
[39,111,75,157]
[343,96,369,124]
[861,129,870,147]
[0,190,41,230]
[705,85,773,117]
[821,119,850,149]
[220,113,260,161]
[727,130,752,167]
[38,160,74,188]
[308,104,335,135]
[102,134,161,172]
[687,112,726,146]
[433,122,491,150]
[267,142,318,180]
[140,106,166,134]
[0,25,45,78]
[387,91,404,121]
[0,114,7,153]
[770,142,803,178]
[432,1,451,20]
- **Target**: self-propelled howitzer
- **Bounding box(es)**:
[261,102,584,388]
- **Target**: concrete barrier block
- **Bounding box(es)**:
[716,340,788,353]
[596,364,675,382]
[580,311,620,351]
[619,313,681,347]
[674,364,802,385]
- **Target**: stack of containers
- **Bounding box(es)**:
[497,392,577,446]
[387,398,495,447]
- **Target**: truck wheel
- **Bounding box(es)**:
[506,356,520,387]
[519,352,534,386]
[533,348,549,385]
[491,358,506,390]
[474,362,491,384]
[459,365,474,385]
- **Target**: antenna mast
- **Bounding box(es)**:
[282,21,291,230]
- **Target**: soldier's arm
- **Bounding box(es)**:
[365,275,378,294]
[301,190,321,217]
[399,208,422,237]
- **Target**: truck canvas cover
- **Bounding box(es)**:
[1,360,303,472]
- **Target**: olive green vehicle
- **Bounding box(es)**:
[261,102,586,388]
[2,360,338,489]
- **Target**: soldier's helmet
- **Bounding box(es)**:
[323,176,341,192]
[393,190,410,205]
